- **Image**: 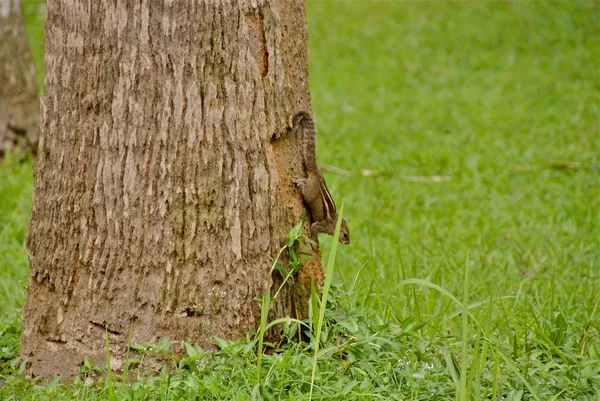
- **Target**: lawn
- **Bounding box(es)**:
[1,1,599,400]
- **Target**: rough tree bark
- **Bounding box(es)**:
[0,0,40,158]
[21,0,322,379]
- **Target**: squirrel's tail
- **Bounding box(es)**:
[289,111,317,170]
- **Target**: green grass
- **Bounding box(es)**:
[0,156,32,321]
[1,1,599,399]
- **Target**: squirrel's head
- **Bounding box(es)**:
[338,219,350,245]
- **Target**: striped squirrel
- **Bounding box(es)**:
[289,111,350,246]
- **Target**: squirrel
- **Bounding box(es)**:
[289,111,350,246]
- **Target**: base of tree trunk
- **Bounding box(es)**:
[20,0,323,380]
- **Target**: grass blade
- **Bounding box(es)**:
[256,289,271,384]
[459,252,470,401]
[309,204,344,400]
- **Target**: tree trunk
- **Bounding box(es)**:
[21,0,321,379]
[0,0,40,158]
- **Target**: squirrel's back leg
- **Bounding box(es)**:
[292,177,307,187]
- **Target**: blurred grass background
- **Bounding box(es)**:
[308,0,598,309]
